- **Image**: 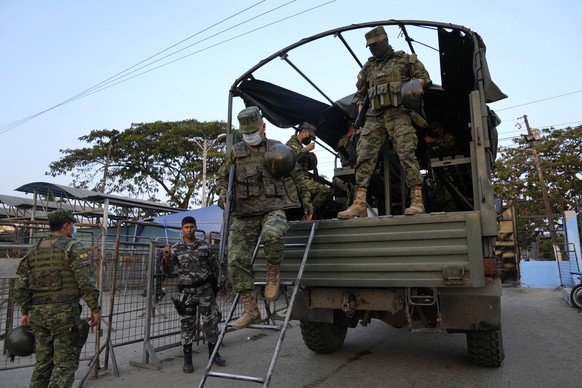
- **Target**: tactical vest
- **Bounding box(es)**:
[367,51,417,110]
[27,235,81,306]
[232,139,300,216]
[174,240,211,287]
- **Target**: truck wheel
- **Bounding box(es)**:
[300,321,347,354]
[570,284,582,308]
[466,329,504,368]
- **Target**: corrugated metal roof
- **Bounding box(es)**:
[14,182,184,213]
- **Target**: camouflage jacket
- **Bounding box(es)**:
[286,135,311,175]
[14,233,100,315]
[217,138,312,216]
[164,238,218,287]
[431,132,460,158]
[354,50,431,115]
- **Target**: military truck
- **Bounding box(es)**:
[225,20,506,367]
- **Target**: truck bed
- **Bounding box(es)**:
[254,211,488,289]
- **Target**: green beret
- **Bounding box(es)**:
[365,26,388,47]
[237,106,263,134]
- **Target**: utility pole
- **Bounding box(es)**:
[522,115,560,251]
[189,133,226,207]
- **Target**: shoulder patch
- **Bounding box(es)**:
[79,253,92,262]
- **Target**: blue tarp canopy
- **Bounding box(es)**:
[150,205,223,234]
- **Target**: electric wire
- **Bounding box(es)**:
[0,0,336,135]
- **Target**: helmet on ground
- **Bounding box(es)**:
[401,79,424,110]
[264,143,296,178]
[5,326,35,357]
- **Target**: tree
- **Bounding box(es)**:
[47,119,228,208]
[493,124,582,250]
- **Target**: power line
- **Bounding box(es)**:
[1,1,336,135]
[496,89,582,112]
[0,2,267,135]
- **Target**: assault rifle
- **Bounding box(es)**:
[353,95,370,130]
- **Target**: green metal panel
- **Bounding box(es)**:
[254,212,487,288]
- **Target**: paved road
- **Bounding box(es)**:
[6,287,582,387]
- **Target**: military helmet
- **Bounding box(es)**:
[237,106,263,134]
[401,79,424,110]
[5,326,35,357]
[264,143,296,178]
[365,26,388,47]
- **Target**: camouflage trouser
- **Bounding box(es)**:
[305,178,331,210]
[355,107,422,188]
[28,303,82,388]
[332,176,353,210]
[179,284,221,345]
[227,210,289,292]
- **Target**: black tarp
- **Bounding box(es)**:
[235,78,353,149]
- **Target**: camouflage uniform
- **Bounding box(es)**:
[430,132,459,159]
[286,134,331,211]
[14,232,100,388]
[353,46,431,189]
[163,239,221,345]
[217,138,311,293]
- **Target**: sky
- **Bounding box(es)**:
[1,0,581,205]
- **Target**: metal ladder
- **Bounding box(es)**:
[198,221,318,388]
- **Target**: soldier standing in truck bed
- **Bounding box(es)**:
[338,25,432,219]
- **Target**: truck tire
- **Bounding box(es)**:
[300,321,347,354]
[466,329,504,368]
[570,284,582,308]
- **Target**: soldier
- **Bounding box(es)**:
[162,216,225,373]
[286,122,332,216]
[217,106,313,330]
[338,25,432,219]
[14,209,101,388]
[424,121,461,212]
[424,121,460,159]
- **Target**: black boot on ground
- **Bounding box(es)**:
[183,344,194,373]
[208,342,226,366]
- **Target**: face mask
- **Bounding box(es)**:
[243,131,263,146]
[72,224,78,238]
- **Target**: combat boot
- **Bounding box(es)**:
[337,188,368,219]
[183,344,194,373]
[264,262,280,301]
[232,290,262,330]
[208,342,226,366]
[404,185,425,215]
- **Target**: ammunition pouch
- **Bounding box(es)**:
[171,296,197,316]
[409,110,428,129]
[68,319,90,348]
[171,296,186,315]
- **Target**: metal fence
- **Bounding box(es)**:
[0,221,287,385]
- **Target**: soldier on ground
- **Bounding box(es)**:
[217,106,313,329]
[162,216,225,373]
[14,209,101,388]
[286,122,332,217]
[338,25,432,219]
